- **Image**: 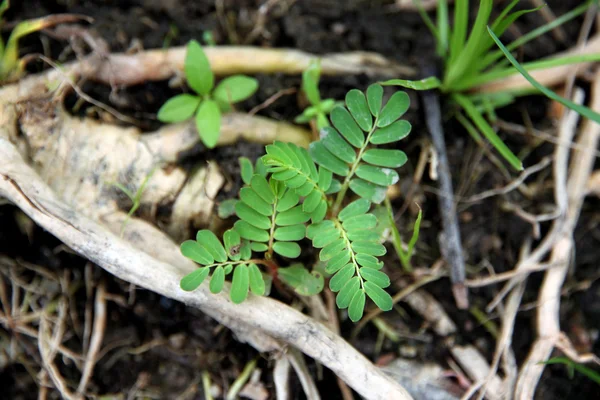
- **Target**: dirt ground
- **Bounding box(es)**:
[1,0,599,399]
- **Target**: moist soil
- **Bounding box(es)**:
[1,1,599,399]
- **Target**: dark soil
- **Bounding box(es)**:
[1,1,599,399]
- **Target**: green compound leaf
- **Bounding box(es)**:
[331,106,364,148]
[275,205,311,226]
[274,224,306,241]
[355,165,399,186]
[318,168,333,192]
[377,91,410,128]
[235,201,271,229]
[248,263,266,295]
[239,187,272,216]
[223,229,241,260]
[320,127,356,164]
[250,242,269,252]
[342,214,378,231]
[351,240,386,256]
[336,277,361,308]
[234,220,269,242]
[345,89,373,132]
[370,120,412,144]
[362,149,407,168]
[195,99,221,148]
[213,75,259,105]
[359,267,390,288]
[230,265,249,304]
[364,281,393,311]
[309,88,411,204]
[180,267,210,291]
[277,190,300,212]
[329,263,355,291]
[157,94,200,123]
[250,174,275,204]
[239,157,254,185]
[338,198,371,221]
[355,254,383,269]
[309,141,349,176]
[209,265,225,293]
[181,240,214,265]
[185,40,214,95]
[366,84,383,117]
[273,241,301,258]
[349,178,387,204]
[278,264,324,296]
[196,230,227,262]
[348,289,366,322]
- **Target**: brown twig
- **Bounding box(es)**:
[421,88,468,309]
[77,280,107,395]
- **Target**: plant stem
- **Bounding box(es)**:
[383,197,413,273]
[331,118,379,216]
[421,87,469,310]
[266,197,278,259]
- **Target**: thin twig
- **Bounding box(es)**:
[421,88,468,309]
[77,280,107,395]
[461,157,551,204]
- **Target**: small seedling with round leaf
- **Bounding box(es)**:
[181,84,415,322]
[157,40,259,148]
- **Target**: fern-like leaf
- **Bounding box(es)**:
[180,229,263,303]
[234,173,309,258]
[262,141,331,222]
[309,84,411,204]
[306,199,393,321]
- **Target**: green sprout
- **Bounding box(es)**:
[180,84,414,321]
[157,40,259,148]
[0,0,85,81]
[541,357,600,386]
[382,0,599,171]
[295,60,342,131]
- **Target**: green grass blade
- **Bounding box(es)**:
[436,0,449,57]
[448,0,468,66]
[379,76,441,91]
[483,4,544,56]
[488,27,600,125]
[489,0,519,31]
[480,1,591,70]
[457,53,600,91]
[454,93,523,171]
[541,357,600,386]
[444,0,493,88]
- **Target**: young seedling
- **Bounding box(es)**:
[157,40,259,148]
[180,84,414,321]
[0,0,87,81]
[383,0,599,171]
[295,60,341,131]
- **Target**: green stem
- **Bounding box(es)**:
[384,197,413,273]
[266,197,278,259]
[332,117,380,215]
[334,218,364,291]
